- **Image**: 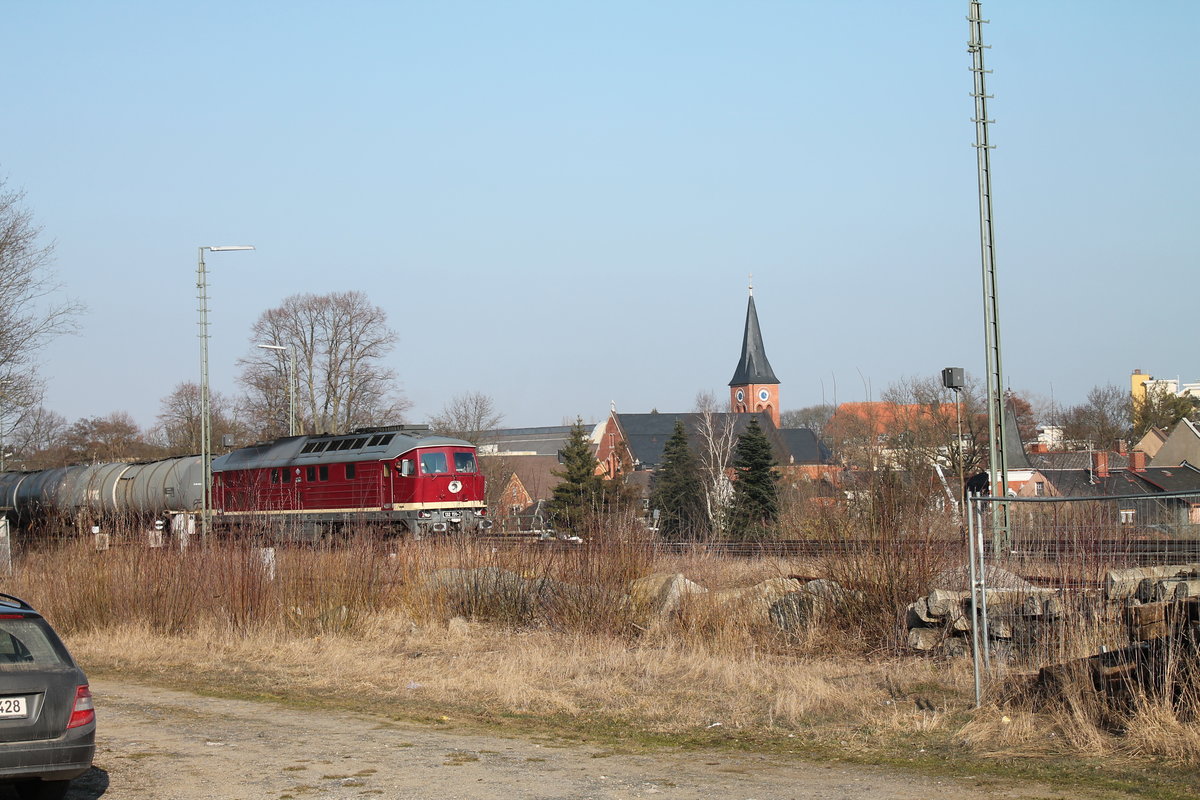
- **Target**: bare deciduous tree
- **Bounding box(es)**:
[154,381,244,455]
[427,391,504,445]
[60,412,157,464]
[877,374,990,479]
[1055,384,1131,450]
[0,179,82,436]
[7,405,69,469]
[239,292,410,436]
[781,404,835,436]
[693,391,737,537]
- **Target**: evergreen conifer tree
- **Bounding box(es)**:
[548,418,605,531]
[649,418,709,540]
[728,417,779,539]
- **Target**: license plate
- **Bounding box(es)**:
[0,697,27,719]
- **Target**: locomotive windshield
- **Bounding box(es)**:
[420,452,448,475]
[416,450,477,475]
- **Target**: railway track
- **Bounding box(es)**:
[480,535,1200,564]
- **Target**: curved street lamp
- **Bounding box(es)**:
[198,245,255,542]
[257,343,297,437]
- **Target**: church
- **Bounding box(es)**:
[481,285,834,523]
[593,285,831,482]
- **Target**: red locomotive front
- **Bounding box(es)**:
[211,427,491,539]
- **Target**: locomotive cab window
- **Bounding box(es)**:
[454,452,477,473]
[420,452,448,475]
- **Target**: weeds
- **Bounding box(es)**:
[4,528,1200,774]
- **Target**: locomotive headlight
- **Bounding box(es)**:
[418,510,432,519]
[474,509,485,517]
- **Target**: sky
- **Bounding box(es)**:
[2,1,1196,432]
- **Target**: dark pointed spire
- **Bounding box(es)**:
[729,286,779,387]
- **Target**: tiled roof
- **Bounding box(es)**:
[1028,451,1130,470]
[826,402,957,438]
[614,412,828,469]
[481,425,597,457]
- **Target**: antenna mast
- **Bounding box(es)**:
[968,0,1010,551]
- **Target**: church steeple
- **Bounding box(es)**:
[729,279,781,426]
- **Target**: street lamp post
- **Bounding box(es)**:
[942,367,967,523]
[198,245,254,542]
[257,343,297,436]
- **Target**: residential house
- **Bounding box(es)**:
[1150,418,1200,468]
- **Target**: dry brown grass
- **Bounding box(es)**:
[5,532,1200,773]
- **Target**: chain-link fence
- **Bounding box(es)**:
[905,491,1200,703]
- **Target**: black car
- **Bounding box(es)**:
[0,595,94,800]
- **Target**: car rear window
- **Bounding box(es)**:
[0,619,67,668]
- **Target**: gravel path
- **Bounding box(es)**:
[23,679,1085,800]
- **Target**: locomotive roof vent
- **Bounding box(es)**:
[350,424,430,434]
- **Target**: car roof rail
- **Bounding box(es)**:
[0,594,34,611]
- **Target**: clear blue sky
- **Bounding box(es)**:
[3,1,1196,431]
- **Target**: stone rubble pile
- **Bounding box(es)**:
[424,567,853,634]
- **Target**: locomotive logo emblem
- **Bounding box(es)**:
[448,480,463,494]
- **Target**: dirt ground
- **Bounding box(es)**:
[25,679,1091,800]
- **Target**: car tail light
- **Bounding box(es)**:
[67,685,94,729]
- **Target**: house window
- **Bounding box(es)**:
[1120,509,1136,525]
[1034,481,1045,497]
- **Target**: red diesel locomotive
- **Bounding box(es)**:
[211,425,492,538]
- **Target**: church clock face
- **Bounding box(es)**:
[735,389,745,403]
[758,388,770,402]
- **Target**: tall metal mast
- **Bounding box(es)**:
[968,1,1010,550]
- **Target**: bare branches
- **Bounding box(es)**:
[1054,384,1132,450]
[693,391,737,537]
[427,391,504,445]
[155,381,244,455]
[238,292,409,436]
[0,178,82,418]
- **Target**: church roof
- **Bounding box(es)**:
[728,293,779,386]
[613,412,829,469]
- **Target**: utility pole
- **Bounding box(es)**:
[968,0,1010,551]
[197,245,255,543]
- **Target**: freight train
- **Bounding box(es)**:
[0,425,492,540]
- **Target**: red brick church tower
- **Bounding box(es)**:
[729,281,780,427]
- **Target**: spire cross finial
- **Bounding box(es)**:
[748,273,754,296]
